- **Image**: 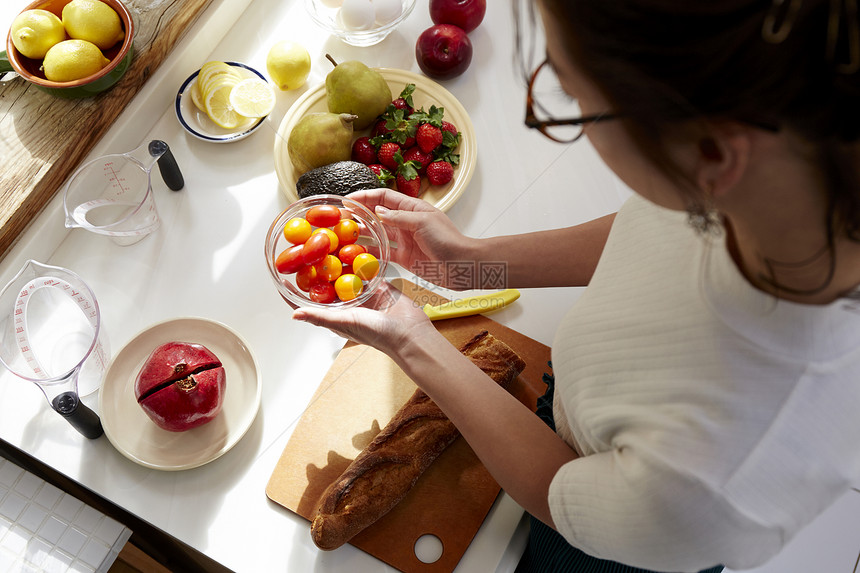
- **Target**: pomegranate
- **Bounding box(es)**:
[134,341,226,432]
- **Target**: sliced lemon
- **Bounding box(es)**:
[204,83,242,129]
[198,61,238,92]
[202,74,239,102]
[190,78,206,112]
[229,78,275,118]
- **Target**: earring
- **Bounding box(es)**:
[686,201,723,237]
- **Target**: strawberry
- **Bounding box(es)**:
[416,123,444,154]
[391,97,413,116]
[394,154,422,197]
[371,118,391,138]
[426,160,454,186]
[441,120,458,136]
[377,142,401,170]
[392,83,416,115]
[396,173,422,197]
[403,147,433,175]
[367,164,394,186]
[351,136,377,165]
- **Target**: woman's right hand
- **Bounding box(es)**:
[348,188,479,290]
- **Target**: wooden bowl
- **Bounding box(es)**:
[1,0,134,98]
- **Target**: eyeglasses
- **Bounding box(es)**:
[525,59,618,143]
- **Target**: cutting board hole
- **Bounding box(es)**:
[414,534,443,564]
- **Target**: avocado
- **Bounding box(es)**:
[296,161,383,198]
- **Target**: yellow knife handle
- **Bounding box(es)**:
[422,289,520,321]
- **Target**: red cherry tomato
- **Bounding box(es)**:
[333,219,360,245]
[302,232,330,265]
[309,281,336,304]
[306,205,342,228]
[338,243,366,266]
[352,253,380,281]
[315,255,343,282]
[312,227,339,253]
[275,245,305,274]
[335,274,364,301]
[283,217,312,245]
[295,265,317,291]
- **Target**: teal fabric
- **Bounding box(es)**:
[515,363,724,573]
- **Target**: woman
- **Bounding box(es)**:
[293,0,860,571]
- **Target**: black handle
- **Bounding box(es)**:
[149,140,185,191]
[52,392,104,439]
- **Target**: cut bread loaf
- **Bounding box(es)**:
[310,330,526,551]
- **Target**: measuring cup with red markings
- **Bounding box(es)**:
[0,260,107,439]
[63,140,184,246]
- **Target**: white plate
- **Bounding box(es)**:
[175,62,268,143]
[98,317,262,471]
[273,68,477,212]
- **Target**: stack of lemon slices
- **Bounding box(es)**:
[192,61,276,129]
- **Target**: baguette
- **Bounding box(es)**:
[310,330,526,550]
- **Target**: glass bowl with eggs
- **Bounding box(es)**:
[305,0,417,47]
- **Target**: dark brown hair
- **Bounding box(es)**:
[523,0,860,292]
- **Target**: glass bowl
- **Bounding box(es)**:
[305,0,417,47]
[265,194,390,309]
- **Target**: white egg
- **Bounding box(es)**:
[373,0,402,25]
[339,0,375,30]
[319,0,343,7]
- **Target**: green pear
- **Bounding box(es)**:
[325,61,392,130]
[287,113,357,176]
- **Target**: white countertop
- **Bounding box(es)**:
[0,0,630,571]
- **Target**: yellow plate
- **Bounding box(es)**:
[98,317,262,471]
[273,68,477,212]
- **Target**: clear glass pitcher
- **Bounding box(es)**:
[0,261,108,439]
[63,140,184,246]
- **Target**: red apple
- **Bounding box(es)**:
[429,0,486,34]
[134,341,226,432]
[415,24,473,80]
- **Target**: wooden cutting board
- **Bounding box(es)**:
[0,0,214,259]
[266,279,553,572]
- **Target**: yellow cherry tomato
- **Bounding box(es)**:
[315,254,343,282]
[333,218,360,246]
[283,217,312,244]
[335,273,364,301]
[312,227,339,253]
[352,253,379,281]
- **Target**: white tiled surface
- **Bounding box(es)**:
[0,456,131,573]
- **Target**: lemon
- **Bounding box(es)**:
[266,41,311,91]
[198,61,236,89]
[62,0,124,50]
[204,83,242,129]
[42,39,110,82]
[229,78,275,118]
[10,9,66,59]
[190,78,206,112]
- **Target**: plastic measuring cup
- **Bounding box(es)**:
[0,261,108,439]
[63,140,184,246]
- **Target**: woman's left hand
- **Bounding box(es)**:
[291,282,437,359]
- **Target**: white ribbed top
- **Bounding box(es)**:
[549,194,860,572]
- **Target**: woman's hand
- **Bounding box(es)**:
[292,281,439,360]
[348,188,479,290]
